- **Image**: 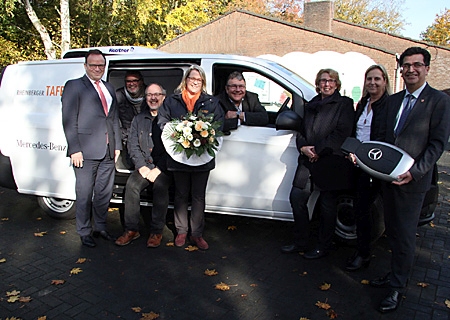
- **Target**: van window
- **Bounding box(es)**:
[212,64,295,125]
[242,71,292,112]
[108,68,184,95]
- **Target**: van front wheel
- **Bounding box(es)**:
[37,196,76,220]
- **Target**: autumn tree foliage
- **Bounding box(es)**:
[421,8,450,47]
[334,0,405,34]
[0,0,413,65]
[227,0,303,23]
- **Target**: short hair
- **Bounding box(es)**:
[315,68,341,93]
[363,64,392,96]
[85,49,105,64]
[399,47,431,66]
[227,71,246,84]
[176,65,207,93]
[145,83,166,96]
[124,70,143,81]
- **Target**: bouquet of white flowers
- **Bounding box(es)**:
[162,113,223,164]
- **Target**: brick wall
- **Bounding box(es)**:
[159,11,450,91]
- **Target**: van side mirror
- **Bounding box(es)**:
[275,110,301,131]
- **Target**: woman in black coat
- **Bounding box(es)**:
[158,65,224,250]
[282,68,355,259]
[345,65,391,271]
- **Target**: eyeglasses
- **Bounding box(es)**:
[227,84,246,90]
[125,79,141,84]
[319,79,336,84]
[146,93,164,97]
[187,76,203,83]
[87,64,105,69]
[401,62,426,70]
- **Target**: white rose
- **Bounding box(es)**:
[183,127,192,135]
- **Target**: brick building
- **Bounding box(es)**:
[158,0,450,92]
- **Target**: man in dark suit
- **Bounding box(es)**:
[62,49,122,248]
[370,47,450,312]
[217,71,268,131]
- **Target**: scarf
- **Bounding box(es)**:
[124,87,145,106]
[182,90,201,113]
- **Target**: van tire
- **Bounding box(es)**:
[37,196,76,220]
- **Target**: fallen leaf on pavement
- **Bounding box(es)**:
[300,317,310,320]
[327,309,338,319]
[38,317,47,320]
[166,242,174,247]
[6,290,20,296]
[131,307,142,312]
[185,245,198,252]
[417,282,429,288]
[315,301,331,310]
[140,311,159,319]
[320,283,331,291]
[7,295,20,303]
[70,268,83,275]
[445,299,450,308]
[250,283,257,287]
[34,231,47,237]
[1,217,8,221]
[19,296,32,303]
[0,258,6,263]
[204,269,218,276]
[60,231,67,234]
[429,221,435,227]
[215,282,231,291]
[227,225,237,231]
[361,280,370,285]
[51,280,65,285]
[76,258,87,264]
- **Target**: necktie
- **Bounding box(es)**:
[395,94,413,136]
[95,80,108,116]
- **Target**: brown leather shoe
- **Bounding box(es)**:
[175,233,187,247]
[115,230,140,246]
[147,234,162,248]
[190,236,209,250]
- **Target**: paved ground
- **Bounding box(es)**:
[1,154,450,320]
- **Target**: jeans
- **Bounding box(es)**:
[123,169,171,233]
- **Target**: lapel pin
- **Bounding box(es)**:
[421,99,424,102]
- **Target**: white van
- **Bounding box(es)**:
[0,47,435,241]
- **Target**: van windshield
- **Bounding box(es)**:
[266,61,313,87]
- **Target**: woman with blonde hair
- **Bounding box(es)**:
[158,65,224,250]
[345,64,391,271]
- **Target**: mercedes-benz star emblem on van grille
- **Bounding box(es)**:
[368,148,383,161]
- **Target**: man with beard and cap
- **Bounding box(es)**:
[115,83,173,248]
[116,71,146,168]
[217,71,268,132]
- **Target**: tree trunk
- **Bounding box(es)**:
[60,0,70,57]
[22,0,56,60]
